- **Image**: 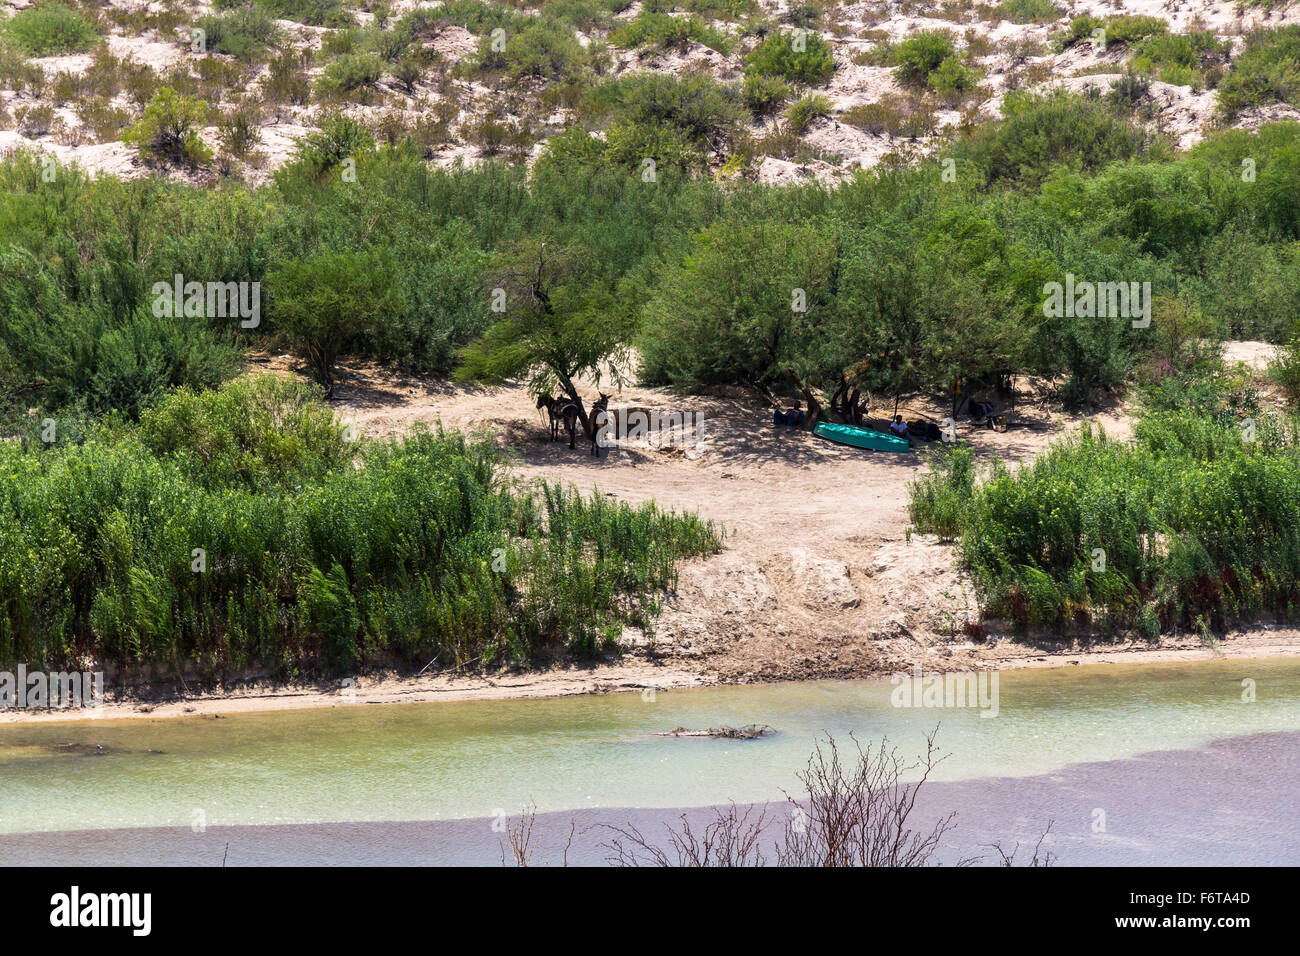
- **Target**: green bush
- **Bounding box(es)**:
[910,412,1300,634]
[1104,15,1168,46]
[0,38,43,92]
[1217,26,1300,120]
[991,0,1061,23]
[785,92,833,133]
[740,73,791,117]
[3,2,98,56]
[122,87,213,166]
[954,89,1150,186]
[196,5,280,61]
[610,11,731,54]
[220,0,354,28]
[744,31,835,85]
[315,52,383,96]
[891,30,955,88]
[0,384,722,674]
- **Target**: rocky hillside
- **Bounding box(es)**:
[2,0,1299,184]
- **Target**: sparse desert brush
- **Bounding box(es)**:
[3,1,99,56]
[315,52,385,101]
[1216,26,1300,120]
[217,99,264,158]
[196,4,282,61]
[741,73,792,117]
[75,96,132,143]
[14,103,56,138]
[744,31,835,85]
[891,30,957,88]
[983,0,1061,24]
[220,0,355,28]
[842,93,937,137]
[263,47,314,106]
[0,39,43,94]
[123,86,213,167]
[785,92,834,133]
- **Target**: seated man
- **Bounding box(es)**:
[971,400,994,423]
[889,415,911,440]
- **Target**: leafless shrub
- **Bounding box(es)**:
[499,803,574,867]
[775,730,962,867]
[604,803,770,867]
[986,821,1056,867]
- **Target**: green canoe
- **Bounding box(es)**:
[814,421,911,452]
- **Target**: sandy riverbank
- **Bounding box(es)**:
[4,632,1299,725]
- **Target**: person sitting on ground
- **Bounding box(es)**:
[889,415,910,440]
[971,400,994,423]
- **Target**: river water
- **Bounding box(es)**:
[2,657,1298,864]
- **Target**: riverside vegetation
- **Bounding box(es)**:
[5,82,1300,674]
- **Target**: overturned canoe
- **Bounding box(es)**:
[814,421,912,452]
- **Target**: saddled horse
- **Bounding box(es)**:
[537,393,581,449]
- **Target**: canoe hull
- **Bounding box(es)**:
[813,422,911,452]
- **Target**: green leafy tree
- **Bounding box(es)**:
[267,252,403,397]
[455,238,634,433]
[640,219,838,425]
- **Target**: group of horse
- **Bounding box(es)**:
[535,392,611,456]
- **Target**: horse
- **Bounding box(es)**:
[589,393,612,457]
[536,394,580,449]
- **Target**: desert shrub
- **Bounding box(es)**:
[582,72,745,161]
[1103,15,1168,46]
[929,56,982,100]
[196,5,280,60]
[264,47,313,105]
[954,89,1150,186]
[785,92,833,133]
[293,111,374,176]
[1107,72,1151,107]
[122,87,213,166]
[1054,15,1103,52]
[75,97,133,141]
[222,0,354,28]
[740,73,791,117]
[891,30,955,88]
[315,52,383,96]
[610,11,731,54]
[744,31,835,85]
[0,38,42,92]
[3,2,98,56]
[841,93,936,137]
[990,0,1060,23]
[478,20,588,80]
[1217,26,1300,120]
[1130,30,1225,87]
[217,100,264,158]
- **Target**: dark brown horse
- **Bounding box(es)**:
[536,394,580,449]
[589,393,611,457]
